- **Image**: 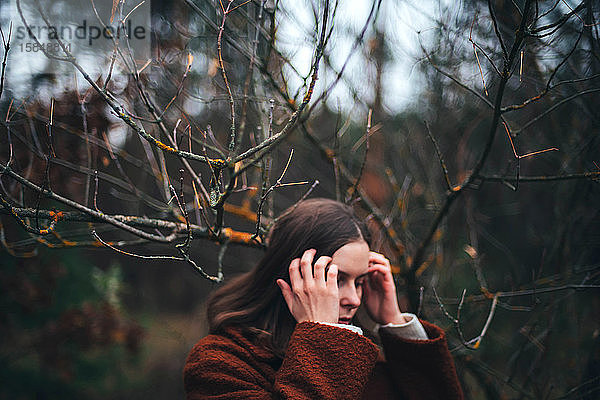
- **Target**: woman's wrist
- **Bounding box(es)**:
[379,313,429,340]
[380,311,407,325]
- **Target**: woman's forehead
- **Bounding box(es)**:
[331,241,370,276]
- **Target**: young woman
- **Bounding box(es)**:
[184,198,463,399]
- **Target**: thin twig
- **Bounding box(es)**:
[488,0,508,60]
[425,121,452,191]
[349,109,372,202]
[253,149,308,240]
[469,15,489,96]
[478,171,600,183]
[216,0,237,154]
[502,121,558,160]
[513,88,600,134]
[92,230,184,260]
[0,22,12,100]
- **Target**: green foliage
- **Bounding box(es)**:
[0,249,144,399]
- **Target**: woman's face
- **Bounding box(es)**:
[330,240,370,324]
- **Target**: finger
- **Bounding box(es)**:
[367,270,383,288]
[313,256,332,286]
[369,264,393,281]
[276,279,294,309]
[368,275,389,292]
[300,249,317,281]
[288,258,302,288]
[369,263,391,273]
[366,271,386,292]
[326,263,338,291]
[362,274,372,297]
[369,251,390,267]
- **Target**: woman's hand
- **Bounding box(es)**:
[363,251,407,325]
[277,249,339,324]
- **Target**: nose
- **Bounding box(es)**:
[339,285,361,309]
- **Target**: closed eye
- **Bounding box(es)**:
[337,272,368,288]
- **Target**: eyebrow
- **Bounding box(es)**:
[337,271,369,280]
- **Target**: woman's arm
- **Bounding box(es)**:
[184,322,379,400]
[274,321,379,399]
[364,252,463,399]
[378,312,429,340]
[379,320,464,400]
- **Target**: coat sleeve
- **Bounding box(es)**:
[184,321,380,400]
[378,319,464,400]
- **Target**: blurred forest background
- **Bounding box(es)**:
[1,0,599,398]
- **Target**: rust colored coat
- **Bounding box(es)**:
[184,320,463,399]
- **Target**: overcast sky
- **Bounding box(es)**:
[1,0,448,115]
[277,0,449,115]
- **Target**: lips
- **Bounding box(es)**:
[338,317,352,324]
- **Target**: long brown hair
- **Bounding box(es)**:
[206,198,371,356]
